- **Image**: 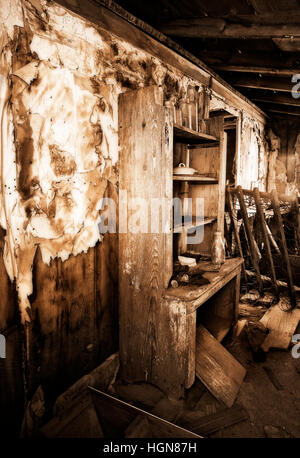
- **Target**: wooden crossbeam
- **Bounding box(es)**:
[251,92,300,107]
[270,190,297,309]
[228,75,294,93]
[253,188,279,300]
[257,103,300,117]
[213,65,299,76]
[160,17,300,38]
[236,186,264,296]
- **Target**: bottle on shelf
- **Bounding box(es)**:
[211,231,225,266]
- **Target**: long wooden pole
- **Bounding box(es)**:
[226,186,248,286]
[253,187,279,300]
[270,189,297,308]
[236,186,264,295]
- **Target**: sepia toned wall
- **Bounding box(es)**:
[0,0,271,435]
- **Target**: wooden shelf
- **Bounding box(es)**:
[173,217,216,233]
[174,124,219,145]
[173,175,218,183]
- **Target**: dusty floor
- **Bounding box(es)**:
[194,299,300,438]
[209,348,300,438]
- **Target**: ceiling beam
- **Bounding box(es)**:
[250,92,300,107]
[213,65,299,75]
[228,75,294,93]
[257,103,300,117]
[196,50,300,71]
[159,17,300,38]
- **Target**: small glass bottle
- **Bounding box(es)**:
[211,231,225,266]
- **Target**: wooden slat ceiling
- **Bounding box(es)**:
[116,0,300,118]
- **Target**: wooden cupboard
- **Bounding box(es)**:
[118,85,241,398]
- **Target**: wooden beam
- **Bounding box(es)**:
[53,0,267,122]
[201,51,300,71]
[273,37,300,52]
[160,18,300,38]
[257,103,300,117]
[270,190,297,309]
[251,92,300,107]
[236,186,264,296]
[214,65,299,76]
[228,75,294,93]
[226,186,248,286]
[253,188,279,300]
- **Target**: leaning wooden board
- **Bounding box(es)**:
[195,325,246,408]
[89,387,201,438]
[260,304,300,351]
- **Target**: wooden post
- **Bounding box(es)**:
[270,189,297,308]
[234,272,241,323]
[217,129,227,235]
[236,186,264,296]
[226,186,248,286]
[292,192,300,254]
[253,188,279,300]
[119,86,186,398]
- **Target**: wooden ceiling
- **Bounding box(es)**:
[115,0,300,118]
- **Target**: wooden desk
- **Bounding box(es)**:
[163,257,243,391]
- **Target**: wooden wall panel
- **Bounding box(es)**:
[0,229,24,437]
[0,227,18,330]
[0,187,118,434]
[27,221,118,402]
[119,86,166,384]
[0,326,24,437]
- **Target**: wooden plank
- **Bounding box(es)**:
[174,124,218,144]
[118,86,165,384]
[180,405,249,436]
[253,188,279,299]
[226,187,248,285]
[119,86,187,397]
[260,304,300,351]
[236,186,263,295]
[270,189,297,308]
[185,311,196,389]
[217,130,227,236]
[0,326,24,437]
[89,387,201,438]
[40,393,104,438]
[245,269,300,292]
[252,92,300,107]
[173,175,218,182]
[234,272,241,324]
[215,65,298,76]
[160,18,300,38]
[174,217,216,233]
[260,105,300,117]
[231,187,296,204]
[229,75,293,93]
[165,259,244,315]
[164,106,173,289]
[195,325,246,408]
[197,276,238,342]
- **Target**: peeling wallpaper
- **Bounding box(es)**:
[236,114,267,191]
[0,0,268,323]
